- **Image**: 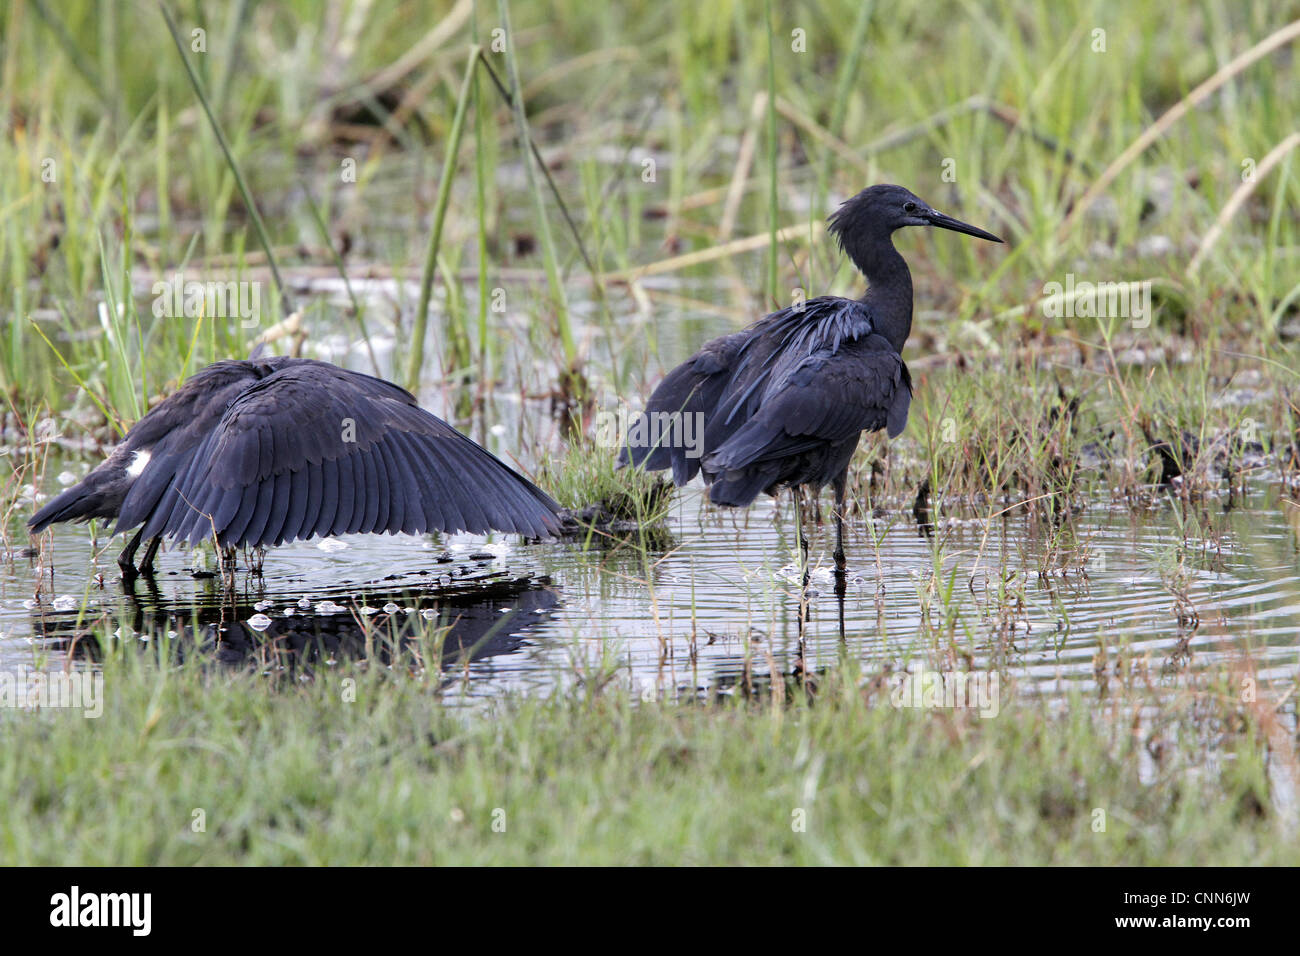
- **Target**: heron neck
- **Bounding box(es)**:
[854,235,913,353]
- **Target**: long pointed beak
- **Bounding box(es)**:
[926,209,1003,243]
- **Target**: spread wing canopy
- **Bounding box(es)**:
[138,359,560,547]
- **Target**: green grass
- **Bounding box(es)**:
[4,1,1297,416]
[540,437,671,515]
[1,645,1290,865]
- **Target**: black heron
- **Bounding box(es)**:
[28,356,562,577]
[621,184,1003,573]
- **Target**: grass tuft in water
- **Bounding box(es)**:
[538,439,675,547]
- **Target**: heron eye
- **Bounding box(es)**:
[903,202,917,213]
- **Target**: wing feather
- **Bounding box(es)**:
[149,359,558,548]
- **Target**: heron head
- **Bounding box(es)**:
[829,184,1003,244]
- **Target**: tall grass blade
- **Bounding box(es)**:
[405,44,481,392]
[159,0,293,319]
[300,183,382,376]
[496,0,575,367]
[764,0,779,306]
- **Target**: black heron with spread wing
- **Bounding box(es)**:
[29,357,561,577]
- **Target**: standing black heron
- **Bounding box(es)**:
[621,184,1003,573]
[29,356,562,578]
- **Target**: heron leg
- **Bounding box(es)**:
[792,489,809,587]
[137,536,162,577]
[836,578,847,635]
[793,592,809,678]
[117,527,145,579]
[832,470,848,573]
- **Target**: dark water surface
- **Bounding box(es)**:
[4,474,1298,704]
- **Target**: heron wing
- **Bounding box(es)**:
[619,330,748,484]
[702,297,876,453]
[144,360,560,547]
[111,360,272,534]
[704,336,911,473]
[624,296,874,485]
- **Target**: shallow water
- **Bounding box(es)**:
[4,473,1298,705]
[5,285,1300,708]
